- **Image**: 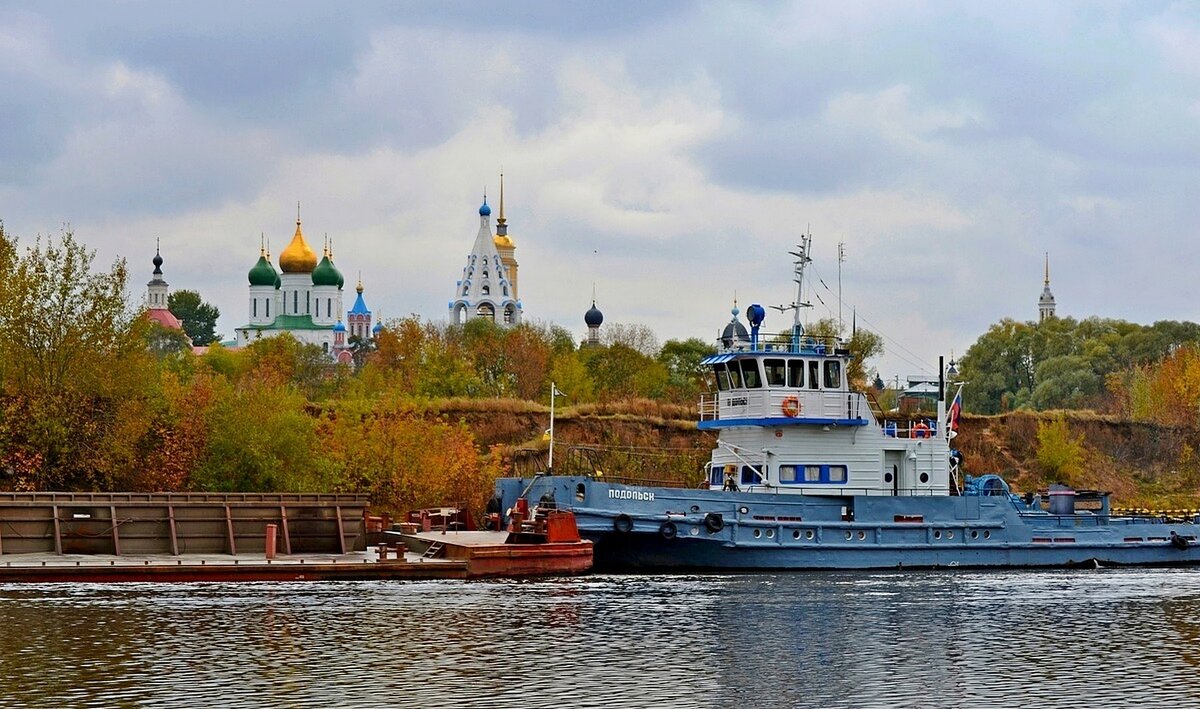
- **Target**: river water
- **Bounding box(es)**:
[2,569,1199,708]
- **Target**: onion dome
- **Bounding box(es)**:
[585,301,604,327]
[333,320,346,333]
[373,321,383,334]
[279,216,318,273]
[479,197,491,217]
[312,256,339,286]
[152,249,164,276]
[248,254,277,286]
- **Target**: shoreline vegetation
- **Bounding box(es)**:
[3,225,1200,513]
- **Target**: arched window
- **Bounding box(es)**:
[482,284,490,295]
[477,302,495,322]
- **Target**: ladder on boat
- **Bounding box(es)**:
[421,541,445,559]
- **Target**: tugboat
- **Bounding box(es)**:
[496,237,1200,570]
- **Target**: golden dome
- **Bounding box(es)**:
[493,234,515,249]
[279,219,317,273]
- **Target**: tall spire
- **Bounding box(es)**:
[260,232,266,257]
[297,200,301,225]
[1044,251,1050,286]
[497,172,507,229]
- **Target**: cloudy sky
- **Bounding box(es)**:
[2,1,1198,378]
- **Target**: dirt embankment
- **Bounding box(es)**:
[430,400,1200,507]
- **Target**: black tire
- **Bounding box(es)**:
[704,512,725,533]
[613,514,633,534]
[660,521,678,539]
[1172,533,1189,550]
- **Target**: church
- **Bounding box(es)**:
[234,207,376,364]
[449,174,523,326]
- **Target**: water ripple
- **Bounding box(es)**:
[2,569,1200,707]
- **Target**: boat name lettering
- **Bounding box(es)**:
[728,397,748,406]
[608,489,655,501]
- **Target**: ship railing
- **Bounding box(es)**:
[881,418,940,439]
[700,389,869,422]
[719,333,845,355]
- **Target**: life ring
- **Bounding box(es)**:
[912,422,931,439]
[613,514,633,534]
[660,521,678,540]
[704,512,725,533]
[781,396,801,418]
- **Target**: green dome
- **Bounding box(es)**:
[248,255,277,287]
[312,255,341,287]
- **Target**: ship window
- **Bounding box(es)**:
[804,465,822,482]
[787,360,804,387]
[763,359,786,387]
[824,361,842,389]
[808,361,820,390]
[740,359,762,388]
[829,465,847,483]
[779,464,798,483]
[727,362,743,389]
[741,465,763,485]
[713,363,730,391]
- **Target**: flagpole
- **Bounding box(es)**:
[549,382,556,473]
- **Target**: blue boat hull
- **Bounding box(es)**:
[497,476,1200,570]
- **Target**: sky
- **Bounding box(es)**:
[2,1,1199,380]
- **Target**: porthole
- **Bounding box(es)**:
[971,530,979,539]
[844,531,853,540]
[793,530,801,540]
[984,530,991,539]
[857,531,866,540]
[805,530,815,540]
[934,530,942,539]
[919,473,930,484]
[739,506,750,515]
[884,472,893,483]
[947,531,954,540]
[690,527,700,536]
[766,529,775,539]
[753,529,762,539]
[690,505,700,513]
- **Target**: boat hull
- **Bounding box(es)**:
[498,476,1200,571]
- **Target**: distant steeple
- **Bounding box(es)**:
[147,239,168,309]
[1038,252,1056,322]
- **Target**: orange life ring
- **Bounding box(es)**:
[913,422,931,439]
[781,396,801,418]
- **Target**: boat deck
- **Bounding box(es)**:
[0,550,468,583]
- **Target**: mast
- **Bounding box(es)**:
[771,232,814,348]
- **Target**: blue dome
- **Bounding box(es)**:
[585,302,604,327]
[373,321,383,333]
[332,321,346,333]
[479,198,491,217]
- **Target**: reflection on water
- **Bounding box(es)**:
[2,569,1200,708]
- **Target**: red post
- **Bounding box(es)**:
[265,523,278,559]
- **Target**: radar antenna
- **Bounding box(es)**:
[770,232,814,348]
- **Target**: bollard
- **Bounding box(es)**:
[265,523,278,560]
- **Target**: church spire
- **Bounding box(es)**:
[1039,252,1056,322]
[496,172,507,234]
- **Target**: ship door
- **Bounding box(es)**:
[884,450,904,496]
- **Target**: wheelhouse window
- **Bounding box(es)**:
[740,359,762,388]
[727,362,743,389]
[808,361,820,390]
[787,360,804,388]
[713,363,730,391]
[824,361,842,389]
[764,359,786,387]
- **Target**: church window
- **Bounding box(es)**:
[323,342,329,352]
[503,285,509,296]
[482,284,490,296]
[463,285,469,297]
[477,302,495,321]
[293,291,298,313]
[253,299,257,318]
[306,292,310,314]
[266,300,270,318]
[504,305,514,324]
[327,298,331,318]
[483,269,489,278]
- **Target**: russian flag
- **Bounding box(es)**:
[948,390,963,433]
